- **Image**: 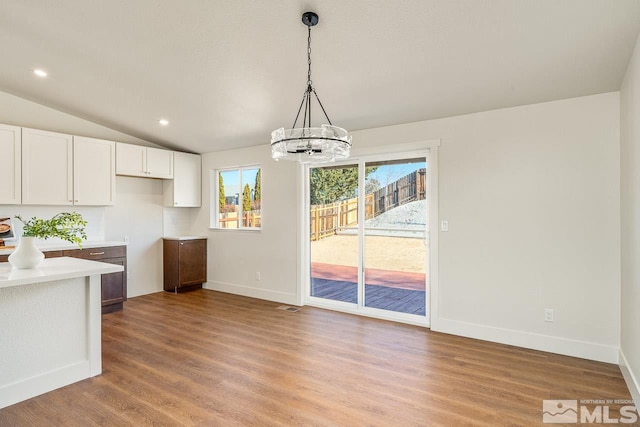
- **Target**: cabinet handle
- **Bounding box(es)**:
[180,242,184,245]
[89,252,105,256]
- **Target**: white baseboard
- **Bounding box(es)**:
[619,349,640,405]
[0,361,90,409]
[203,281,299,306]
[432,317,619,364]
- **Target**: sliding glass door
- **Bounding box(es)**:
[363,158,427,316]
[309,164,359,304]
[307,153,429,323]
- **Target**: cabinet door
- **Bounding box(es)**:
[178,239,207,285]
[22,128,73,205]
[116,142,147,177]
[164,152,201,207]
[74,136,116,205]
[64,246,127,313]
[147,147,174,179]
[0,124,21,205]
[101,258,127,310]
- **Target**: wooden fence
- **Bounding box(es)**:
[310,198,360,241]
[219,210,262,228]
[370,168,426,217]
[310,169,426,241]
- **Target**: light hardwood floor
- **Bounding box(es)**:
[0,290,632,426]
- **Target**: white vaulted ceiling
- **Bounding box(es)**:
[1,0,639,154]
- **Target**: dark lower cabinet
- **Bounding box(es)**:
[99,258,127,313]
[1,244,127,314]
[163,238,207,292]
[63,246,127,314]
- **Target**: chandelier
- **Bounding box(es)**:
[271,12,352,164]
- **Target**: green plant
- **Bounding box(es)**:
[253,169,261,202]
[242,183,251,212]
[15,212,88,247]
[219,172,225,211]
[310,166,378,205]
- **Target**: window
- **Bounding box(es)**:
[212,166,261,229]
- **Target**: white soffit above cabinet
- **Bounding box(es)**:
[0,1,639,154]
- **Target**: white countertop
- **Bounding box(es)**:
[162,236,207,240]
[0,240,126,256]
[0,257,124,289]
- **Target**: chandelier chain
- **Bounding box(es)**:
[307,26,312,87]
[313,88,333,126]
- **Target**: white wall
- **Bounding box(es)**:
[620,32,640,403]
[194,93,621,363]
[2,205,105,244]
[355,93,621,363]
[104,177,164,297]
[163,207,194,237]
[190,145,299,304]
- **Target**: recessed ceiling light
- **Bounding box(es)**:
[33,69,48,78]
[158,119,169,126]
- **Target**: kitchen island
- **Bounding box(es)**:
[0,257,124,409]
[0,241,128,314]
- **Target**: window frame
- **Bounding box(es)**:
[210,165,262,231]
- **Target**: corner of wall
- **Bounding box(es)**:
[619,27,640,407]
[620,349,640,405]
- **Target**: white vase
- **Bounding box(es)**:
[8,236,45,269]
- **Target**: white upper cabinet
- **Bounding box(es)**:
[115,142,146,176]
[22,128,74,205]
[146,147,174,179]
[164,152,201,207]
[116,142,174,179]
[21,128,115,206]
[0,124,22,205]
[74,136,116,205]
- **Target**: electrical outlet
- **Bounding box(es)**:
[544,308,554,322]
[441,220,449,232]
[255,272,261,281]
[123,236,129,243]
